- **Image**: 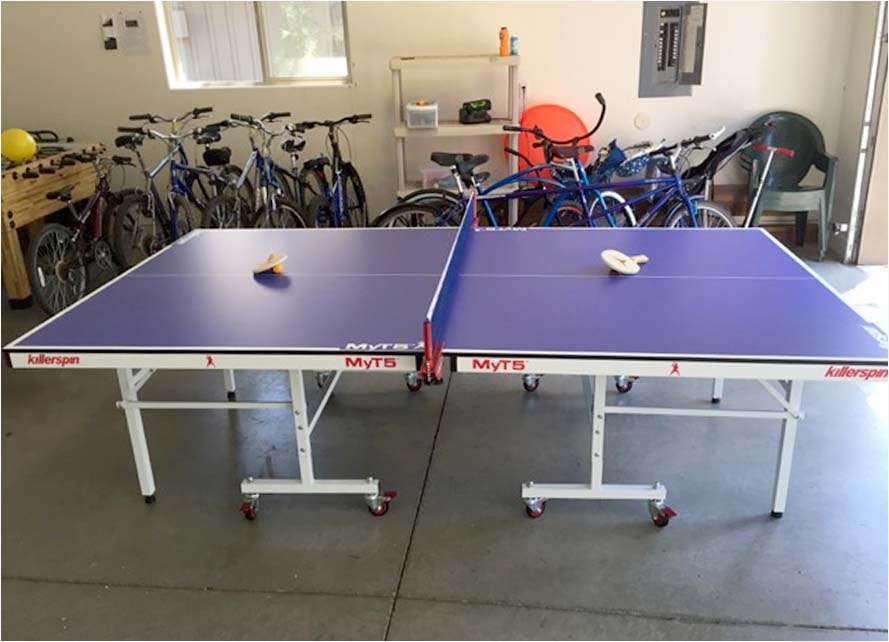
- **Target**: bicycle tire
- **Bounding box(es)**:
[399,188,461,213]
[103,187,139,263]
[665,199,736,228]
[27,222,87,315]
[588,190,637,227]
[222,164,254,207]
[171,192,202,237]
[372,202,443,227]
[113,192,168,269]
[202,193,250,229]
[298,167,328,208]
[341,162,368,226]
[273,166,297,204]
[255,198,309,229]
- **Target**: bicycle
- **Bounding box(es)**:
[288,114,371,227]
[374,94,632,229]
[580,129,736,229]
[112,107,239,268]
[201,112,309,230]
[27,153,134,315]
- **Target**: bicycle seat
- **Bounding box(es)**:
[46,185,74,202]
[282,138,306,154]
[195,130,222,146]
[203,146,231,167]
[430,153,489,180]
[551,144,595,160]
[114,134,142,149]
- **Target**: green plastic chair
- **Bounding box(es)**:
[742,111,837,260]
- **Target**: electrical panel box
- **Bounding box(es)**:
[639,2,708,98]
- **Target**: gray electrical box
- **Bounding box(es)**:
[639,2,707,98]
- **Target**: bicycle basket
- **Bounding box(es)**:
[203,146,231,167]
[615,155,651,177]
[588,141,626,182]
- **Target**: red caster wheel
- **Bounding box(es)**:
[240,501,258,521]
[525,502,546,519]
[368,491,397,516]
[405,374,422,392]
[616,378,634,393]
[522,375,540,392]
[651,506,676,528]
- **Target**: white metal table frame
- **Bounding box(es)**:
[107,351,420,519]
[452,354,887,524]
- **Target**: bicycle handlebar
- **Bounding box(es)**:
[117,126,145,134]
[262,111,291,122]
[128,107,213,125]
[502,93,607,146]
[294,113,373,130]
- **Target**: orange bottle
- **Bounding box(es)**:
[499,27,510,56]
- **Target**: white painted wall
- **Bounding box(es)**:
[0,1,871,219]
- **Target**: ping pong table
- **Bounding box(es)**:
[5,194,887,525]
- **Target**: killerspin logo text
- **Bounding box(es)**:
[26,354,80,367]
[824,365,888,381]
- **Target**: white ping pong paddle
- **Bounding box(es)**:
[601,249,649,275]
[253,253,288,275]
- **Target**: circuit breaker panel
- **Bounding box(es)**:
[639,2,708,98]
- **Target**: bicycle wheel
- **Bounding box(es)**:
[273,166,297,204]
[341,163,368,227]
[298,167,327,208]
[171,192,202,237]
[553,200,587,227]
[255,198,309,229]
[372,202,443,227]
[587,191,637,227]
[102,187,139,263]
[400,188,460,213]
[113,193,167,269]
[665,199,735,228]
[203,193,251,229]
[222,164,255,208]
[27,223,87,315]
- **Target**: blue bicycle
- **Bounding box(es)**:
[201,112,309,230]
[373,94,634,228]
[113,107,243,268]
[288,114,371,228]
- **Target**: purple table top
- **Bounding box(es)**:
[9,229,455,353]
[7,227,887,364]
[439,228,887,363]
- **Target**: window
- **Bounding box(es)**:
[158,1,350,87]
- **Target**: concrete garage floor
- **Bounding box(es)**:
[2,253,887,640]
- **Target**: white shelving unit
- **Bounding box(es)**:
[390,54,521,222]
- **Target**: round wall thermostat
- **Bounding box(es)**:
[634,112,651,130]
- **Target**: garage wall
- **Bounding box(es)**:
[828,1,883,260]
[0,1,866,218]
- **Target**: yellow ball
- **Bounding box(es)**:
[1,128,37,163]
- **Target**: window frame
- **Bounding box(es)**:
[156,0,353,89]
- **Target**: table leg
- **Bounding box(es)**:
[223,369,237,401]
[116,368,157,503]
[522,374,667,521]
[711,378,724,403]
[239,369,394,519]
[770,380,805,517]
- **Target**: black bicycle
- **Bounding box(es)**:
[285,114,371,227]
[27,153,134,315]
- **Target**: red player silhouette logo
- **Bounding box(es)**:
[669,362,680,376]
[206,355,216,368]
